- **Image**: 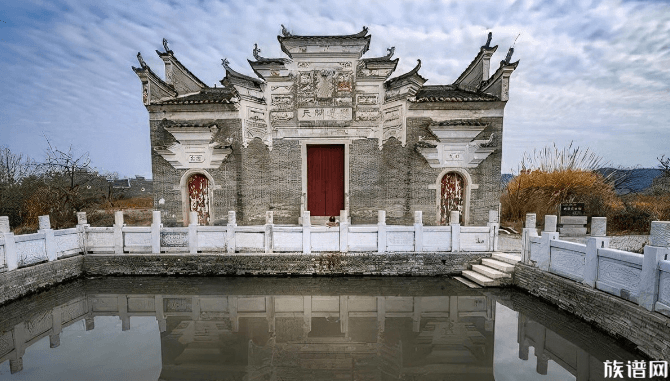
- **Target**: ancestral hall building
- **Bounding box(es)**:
[133,27,518,226]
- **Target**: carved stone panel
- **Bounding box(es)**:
[55,233,80,257]
[381,105,404,148]
[271,111,295,125]
[26,311,53,339]
[356,94,378,105]
[164,298,193,312]
[296,67,354,113]
[128,297,156,312]
[124,232,152,247]
[161,232,189,248]
[92,297,118,312]
[16,239,48,266]
[197,231,226,250]
[549,248,585,280]
[658,271,670,306]
[87,231,114,250]
[243,106,271,149]
[597,258,642,292]
[0,331,14,357]
[61,300,88,324]
[356,108,380,122]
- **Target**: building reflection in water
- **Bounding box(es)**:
[0,278,644,380]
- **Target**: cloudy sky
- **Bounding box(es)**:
[1,0,669,178]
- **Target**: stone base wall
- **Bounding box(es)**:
[0,256,84,306]
[83,252,490,277]
[514,262,670,360]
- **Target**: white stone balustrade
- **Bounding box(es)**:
[522,213,538,264]
[0,209,500,272]
[524,217,670,316]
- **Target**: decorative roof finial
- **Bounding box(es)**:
[281,24,292,37]
[502,33,520,65]
[504,47,514,65]
[221,58,230,68]
[410,59,422,74]
[253,43,262,61]
[162,38,171,53]
[384,47,395,59]
[136,52,147,68]
[484,32,492,48]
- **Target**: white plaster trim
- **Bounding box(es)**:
[179,169,219,226]
[434,168,473,226]
[300,140,351,221]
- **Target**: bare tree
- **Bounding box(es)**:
[24,138,107,228]
[0,146,34,185]
[659,155,670,177]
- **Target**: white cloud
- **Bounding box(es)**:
[0,0,668,177]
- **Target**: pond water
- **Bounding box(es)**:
[0,277,647,380]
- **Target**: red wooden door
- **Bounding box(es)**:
[307,145,344,216]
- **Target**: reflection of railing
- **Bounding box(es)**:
[0,286,494,375]
[522,214,670,317]
[0,208,500,273]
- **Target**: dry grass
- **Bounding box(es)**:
[88,196,154,226]
[608,193,670,234]
[501,169,621,231]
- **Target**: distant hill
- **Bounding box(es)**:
[500,169,664,194]
[596,168,664,194]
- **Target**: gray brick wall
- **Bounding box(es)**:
[0,256,84,306]
[83,252,490,277]
[514,263,670,360]
[150,115,502,226]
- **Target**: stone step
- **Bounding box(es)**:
[481,258,515,273]
[472,264,511,279]
[453,276,482,289]
[462,270,499,287]
[491,252,521,265]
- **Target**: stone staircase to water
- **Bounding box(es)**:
[458,252,521,287]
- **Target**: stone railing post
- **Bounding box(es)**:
[583,217,609,287]
[50,306,62,348]
[302,211,311,254]
[521,213,538,264]
[226,211,236,253]
[377,211,386,253]
[414,211,423,252]
[151,211,161,254]
[487,210,500,251]
[265,211,273,254]
[1,216,18,271]
[537,215,559,271]
[10,322,26,374]
[38,215,57,262]
[339,210,348,253]
[450,211,461,252]
[188,211,198,254]
[114,211,124,255]
[639,221,670,311]
[76,212,89,254]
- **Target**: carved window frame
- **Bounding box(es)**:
[435,168,473,226]
[180,169,216,226]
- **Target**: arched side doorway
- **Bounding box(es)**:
[436,169,472,225]
[180,170,215,226]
